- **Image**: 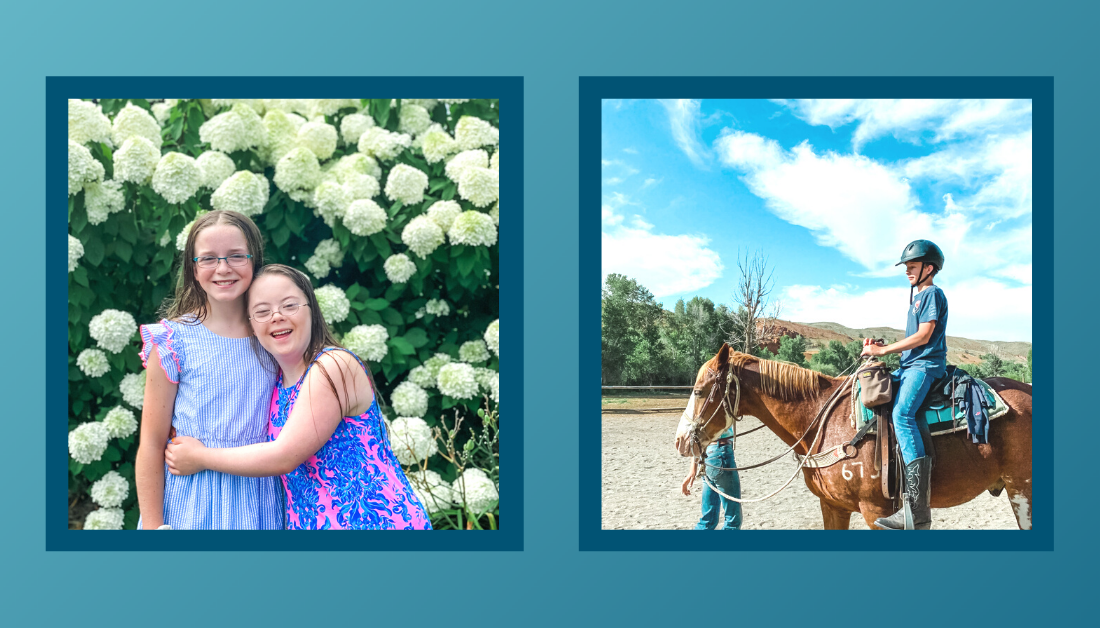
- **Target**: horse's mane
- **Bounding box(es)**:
[703,351,826,401]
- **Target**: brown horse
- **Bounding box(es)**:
[674,343,1033,530]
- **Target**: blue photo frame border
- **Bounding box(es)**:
[49,76,523,551]
[579,77,1052,551]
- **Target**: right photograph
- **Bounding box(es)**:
[586,88,1043,540]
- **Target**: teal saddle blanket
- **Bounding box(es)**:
[852,372,1008,436]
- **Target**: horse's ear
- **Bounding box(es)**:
[718,343,730,367]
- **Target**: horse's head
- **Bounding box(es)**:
[674,343,738,458]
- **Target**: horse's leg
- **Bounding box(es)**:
[820,500,852,530]
[858,503,893,530]
[1003,476,1033,530]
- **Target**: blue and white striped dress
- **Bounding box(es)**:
[138,316,284,530]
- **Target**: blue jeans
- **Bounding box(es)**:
[891,368,933,464]
[695,441,742,530]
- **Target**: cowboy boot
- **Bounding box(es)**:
[874,456,932,530]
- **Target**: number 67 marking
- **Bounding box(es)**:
[842,462,880,481]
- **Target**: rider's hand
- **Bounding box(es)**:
[681,472,696,496]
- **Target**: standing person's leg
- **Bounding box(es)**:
[715,441,742,530]
[694,443,722,530]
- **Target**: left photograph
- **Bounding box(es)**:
[63,96,502,535]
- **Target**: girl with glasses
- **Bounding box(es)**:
[135,210,284,530]
[165,264,431,530]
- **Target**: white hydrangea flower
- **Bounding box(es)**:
[312,180,352,227]
[454,116,499,151]
[274,147,322,195]
[401,215,444,259]
[309,99,357,117]
[407,469,453,514]
[68,234,84,273]
[411,123,443,150]
[69,140,104,196]
[474,366,496,391]
[484,319,499,357]
[199,103,265,153]
[398,104,432,136]
[457,167,499,208]
[112,103,163,150]
[159,231,171,247]
[304,253,331,279]
[390,381,428,418]
[490,372,499,404]
[329,153,382,181]
[426,200,462,233]
[89,309,137,354]
[261,109,300,165]
[425,298,450,317]
[407,365,436,388]
[68,100,113,146]
[175,210,208,251]
[439,99,470,105]
[424,353,452,381]
[448,211,498,247]
[297,120,338,161]
[76,348,109,378]
[305,238,344,279]
[459,340,491,364]
[420,127,460,164]
[83,507,125,530]
[444,149,488,182]
[69,421,109,464]
[455,467,498,514]
[83,180,126,225]
[384,164,429,205]
[342,324,389,362]
[389,416,438,465]
[384,253,417,283]
[196,151,236,190]
[90,470,129,508]
[211,171,269,217]
[490,149,499,171]
[342,173,380,201]
[489,202,499,225]
[151,152,202,205]
[437,362,479,399]
[263,99,306,114]
[103,406,138,439]
[151,102,174,125]
[403,99,438,111]
[210,99,265,114]
[358,127,411,161]
[113,137,160,185]
[343,199,388,236]
[340,113,375,145]
[118,372,146,409]
[315,284,350,325]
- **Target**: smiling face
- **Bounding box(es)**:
[248,273,312,364]
[192,224,253,304]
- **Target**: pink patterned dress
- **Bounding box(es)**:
[267,348,431,530]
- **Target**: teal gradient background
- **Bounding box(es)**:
[3,0,1093,623]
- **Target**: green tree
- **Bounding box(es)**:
[601,274,664,385]
[1027,348,1032,382]
[808,340,863,376]
[774,334,808,368]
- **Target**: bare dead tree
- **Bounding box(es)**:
[725,250,782,355]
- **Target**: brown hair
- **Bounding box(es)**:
[249,264,381,418]
[161,210,265,323]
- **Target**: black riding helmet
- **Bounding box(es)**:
[896,240,944,304]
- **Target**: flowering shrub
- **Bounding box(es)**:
[68,98,499,530]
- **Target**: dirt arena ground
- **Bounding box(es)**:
[601,406,1021,530]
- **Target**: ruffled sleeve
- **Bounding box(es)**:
[139,320,182,384]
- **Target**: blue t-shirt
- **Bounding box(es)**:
[900,285,948,377]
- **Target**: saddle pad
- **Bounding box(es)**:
[852,378,1009,437]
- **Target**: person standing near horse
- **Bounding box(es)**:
[859,240,948,530]
[680,423,742,530]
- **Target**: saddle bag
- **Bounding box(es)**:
[857,360,893,408]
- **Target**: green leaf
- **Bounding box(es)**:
[284,203,303,233]
[83,234,104,266]
[365,298,390,311]
[272,225,291,247]
[114,240,133,263]
[359,309,383,325]
[403,327,429,348]
[69,366,81,382]
[72,266,89,287]
[457,250,476,276]
[69,459,84,476]
[442,396,457,409]
[383,282,406,301]
[442,182,456,201]
[345,283,362,300]
[102,444,122,463]
[387,201,404,218]
[118,216,138,244]
[369,233,392,258]
[381,308,403,326]
[389,337,416,355]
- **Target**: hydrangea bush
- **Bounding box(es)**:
[68,98,499,530]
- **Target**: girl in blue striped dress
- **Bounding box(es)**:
[134,210,283,530]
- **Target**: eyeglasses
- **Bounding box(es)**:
[249,302,308,323]
[193,254,252,269]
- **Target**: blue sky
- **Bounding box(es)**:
[601,99,1033,342]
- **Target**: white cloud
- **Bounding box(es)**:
[603,193,724,297]
[623,147,638,154]
[658,99,711,167]
[601,159,612,167]
[782,278,1031,342]
[604,177,623,185]
[641,177,662,189]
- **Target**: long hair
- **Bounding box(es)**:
[161,210,266,323]
[250,264,382,418]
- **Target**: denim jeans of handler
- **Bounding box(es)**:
[695,441,742,530]
[891,368,933,464]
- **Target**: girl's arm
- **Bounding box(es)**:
[135,346,177,529]
[167,351,373,477]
